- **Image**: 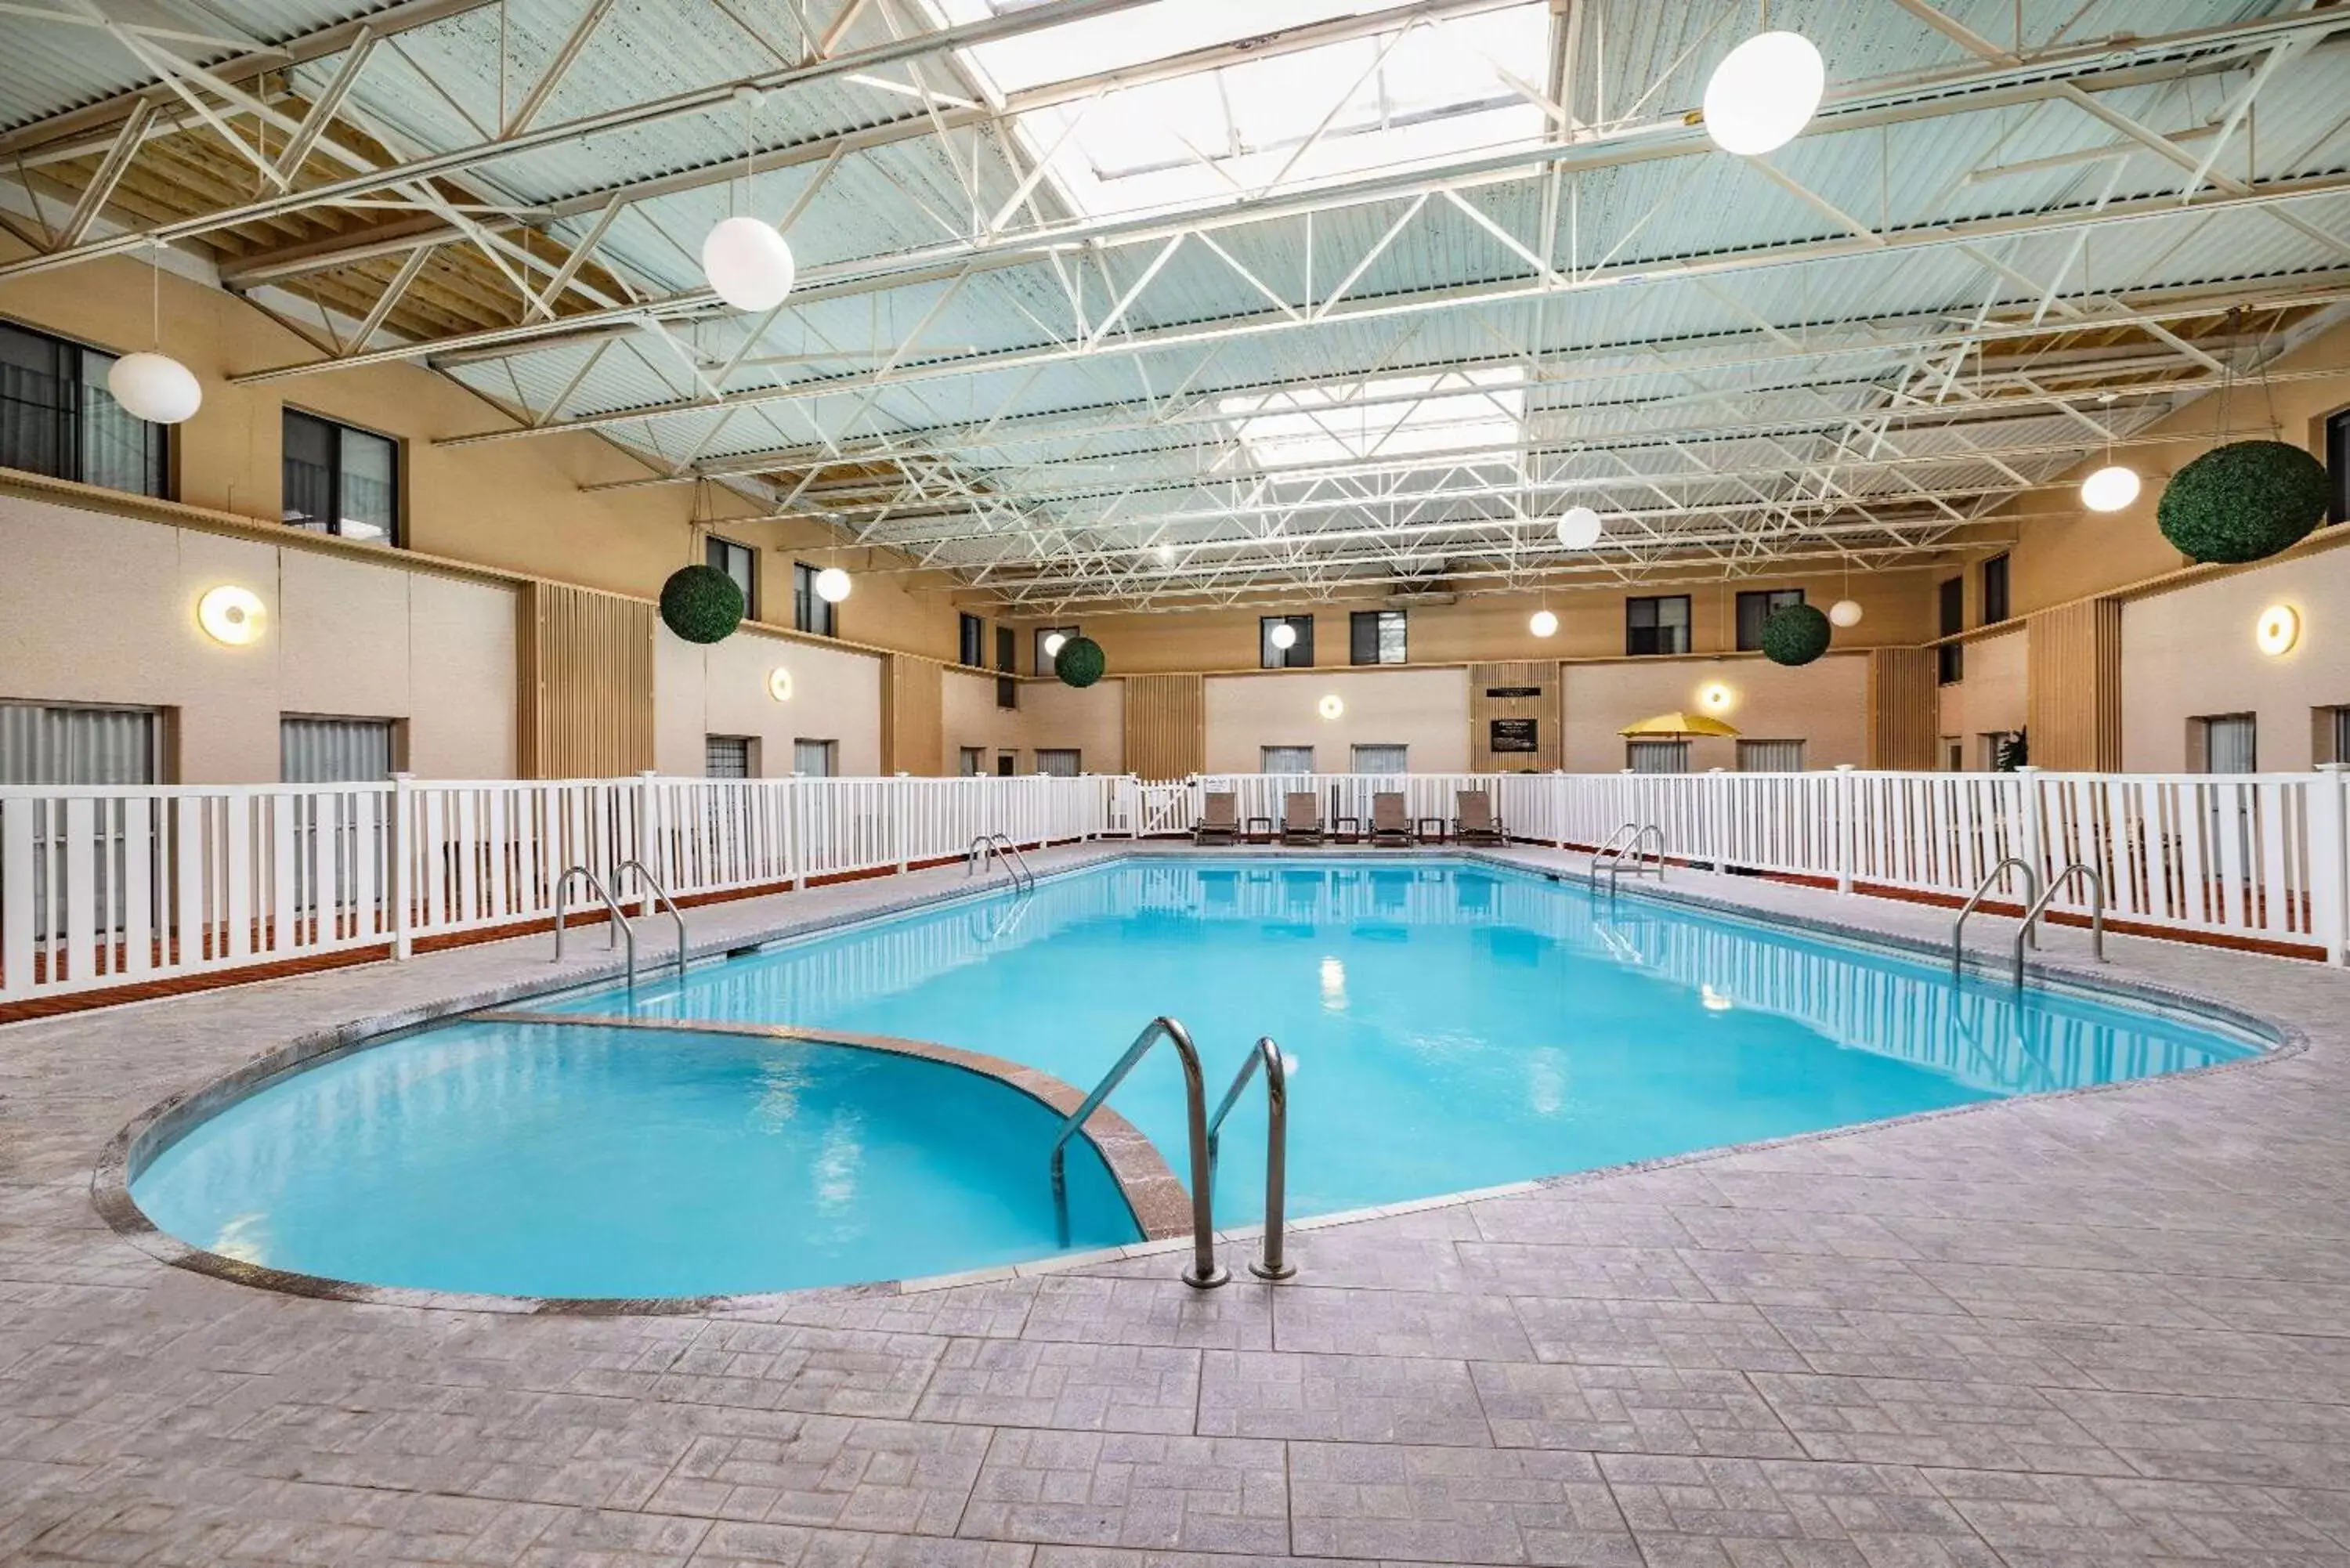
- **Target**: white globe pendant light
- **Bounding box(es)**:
[108,351,201,425]
[1555,505,1603,549]
[1702,31,1826,156]
[2081,463,2140,513]
[1269,621,1299,650]
[813,566,852,603]
[1043,631,1068,658]
[1828,598,1864,628]
[702,216,797,313]
[1529,609,1560,638]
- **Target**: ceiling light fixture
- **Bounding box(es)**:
[814,566,852,603]
[109,241,201,425]
[2081,395,2139,512]
[1701,29,1826,156]
[1555,505,1603,550]
[1529,609,1559,638]
[1270,622,1299,650]
[1828,599,1864,627]
[1043,631,1068,658]
[701,87,797,313]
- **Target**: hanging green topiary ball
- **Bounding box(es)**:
[1759,602,1832,667]
[1054,634,1107,688]
[660,564,745,644]
[2156,439,2330,565]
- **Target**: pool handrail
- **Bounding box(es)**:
[2013,861,2107,988]
[1206,1035,1294,1281]
[1592,822,1666,892]
[552,865,637,989]
[1950,857,2041,981]
[613,858,690,983]
[967,832,1035,893]
[1049,1014,1226,1288]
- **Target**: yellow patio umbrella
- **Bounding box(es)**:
[1619,711,1742,739]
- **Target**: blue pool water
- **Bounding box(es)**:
[133,858,2258,1298]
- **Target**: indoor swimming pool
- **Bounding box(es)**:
[129,857,2261,1299]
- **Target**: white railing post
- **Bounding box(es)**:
[389,771,414,960]
[636,770,660,913]
[2312,763,2348,966]
[2016,764,2045,887]
[1833,764,1856,894]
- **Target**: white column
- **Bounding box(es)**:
[389,771,414,960]
[1833,764,1856,895]
[2312,763,2348,966]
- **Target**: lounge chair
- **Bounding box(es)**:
[1453,789,1507,845]
[1280,791,1325,846]
[1193,790,1240,846]
[1369,791,1415,847]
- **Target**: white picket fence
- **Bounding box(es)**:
[0,773,1120,1005]
[4,766,2344,1008]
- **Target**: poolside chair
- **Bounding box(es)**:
[1193,790,1240,846]
[1369,791,1415,847]
[1280,791,1325,846]
[1454,789,1507,845]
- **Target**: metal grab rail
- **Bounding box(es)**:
[552,865,637,989]
[1950,857,2041,980]
[1206,1036,1294,1282]
[2013,862,2108,988]
[1049,1015,1226,1289]
[1591,823,1665,892]
[967,832,1036,893]
[613,858,690,982]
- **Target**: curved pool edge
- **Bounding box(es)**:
[93,1010,1189,1317]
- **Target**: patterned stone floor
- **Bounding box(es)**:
[5,844,2350,1566]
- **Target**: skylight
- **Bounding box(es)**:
[1218,367,1526,471]
[926,1,1549,218]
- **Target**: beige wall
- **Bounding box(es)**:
[1935,629,2028,768]
[0,492,517,781]
[653,622,883,777]
[940,669,1125,774]
[1561,654,1869,773]
[1203,667,1471,774]
[2121,542,2350,772]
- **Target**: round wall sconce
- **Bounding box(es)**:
[197,584,265,645]
[2256,603,2300,656]
[767,666,794,702]
[1318,694,1345,720]
[1698,681,1734,713]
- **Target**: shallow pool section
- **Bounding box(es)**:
[130,1023,1141,1299]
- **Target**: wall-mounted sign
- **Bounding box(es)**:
[1484,685,1543,699]
[1490,717,1540,753]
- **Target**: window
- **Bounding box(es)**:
[959,746,985,776]
[706,735,755,779]
[2192,714,2256,774]
[790,562,837,636]
[1351,744,1408,774]
[1035,626,1079,674]
[1035,748,1081,776]
[1350,609,1407,665]
[1736,739,1804,772]
[705,536,757,621]
[280,716,395,782]
[0,321,169,498]
[0,702,157,785]
[1981,731,2024,771]
[996,625,1018,710]
[1734,590,1804,652]
[1936,576,1965,685]
[2329,407,2349,525]
[1625,595,1690,656]
[792,738,838,777]
[1941,736,1964,771]
[1260,615,1315,669]
[1627,739,1690,773]
[283,410,398,544]
[1981,553,2011,624]
[960,613,986,667]
[1261,746,1315,774]
[2319,706,2350,765]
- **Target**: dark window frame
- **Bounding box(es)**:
[1937,576,1965,685]
[995,626,1018,710]
[2327,407,2349,526]
[1350,608,1407,665]
[282,407,401,545]
[1981,552,2011,625]
[959,612,986,667]
[704,535,757,621]
[791,561,837,637]
[1260,614,1316,669]
[1734,588,1804,652]
[0,318,169,499]
[1625,594,1691,656]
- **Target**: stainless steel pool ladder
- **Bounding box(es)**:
[1206,1036,1294,1281]
[1950,858,2040,981]
[967,833,1036,893]
[1589,823,1665,892]
[553,865,637,989]
[1048,1016,1226,1288]
[2012,862,2107,988]
[613,858,690,982]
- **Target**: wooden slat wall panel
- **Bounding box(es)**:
[1469,661,1562,771]
[1866,648,1940,769]
[2027,597,2124,771]
[517,583,655,779]
[881,654,945,776]
[1124,674,1205,780]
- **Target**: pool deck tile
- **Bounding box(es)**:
[5,841,2350,1563]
